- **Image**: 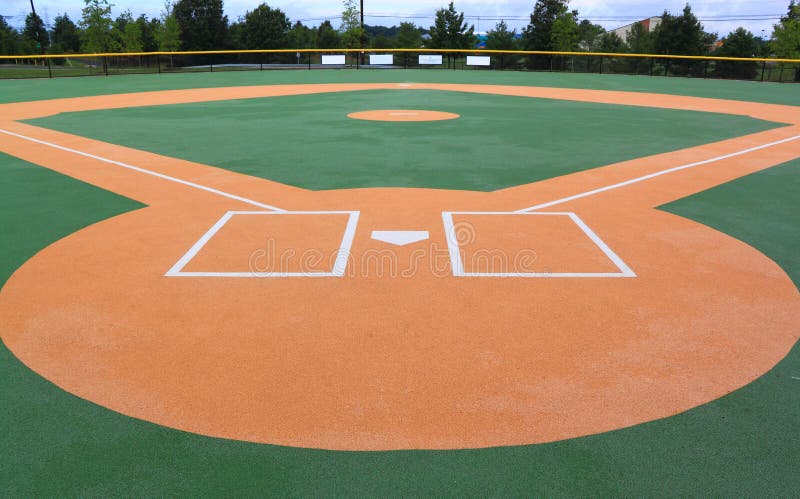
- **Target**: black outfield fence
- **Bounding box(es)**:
[1,48,798,83]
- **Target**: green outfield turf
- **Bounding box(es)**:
[1,69,799,106]
[25,90,782,191]
[1,71,798,495]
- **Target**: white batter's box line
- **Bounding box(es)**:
[442,211,636,278]
[165,210,360,278]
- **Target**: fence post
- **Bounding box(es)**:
[599,56,603,74]
[209,54,213,72]
[760,60,766,82]
[308,52,311,70]
[703,60,708,78]
[157,54,161,74]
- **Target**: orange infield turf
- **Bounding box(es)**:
[0,83,798,451]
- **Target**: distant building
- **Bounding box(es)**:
[610,17,662,43]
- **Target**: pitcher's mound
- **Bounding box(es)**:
[347,109,460,122]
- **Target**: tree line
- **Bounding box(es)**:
[0,0,798,62]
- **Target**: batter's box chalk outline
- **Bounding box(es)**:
[165,210,360,278]
[442,211,636,278]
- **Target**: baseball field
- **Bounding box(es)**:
[1,69,798,495]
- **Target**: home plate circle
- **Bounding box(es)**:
[347,110,460,122]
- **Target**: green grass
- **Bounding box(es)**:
[1,149,798,495]
[1,68,799,105]
[26,89,783,191]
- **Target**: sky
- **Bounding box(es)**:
[1,0,792,38]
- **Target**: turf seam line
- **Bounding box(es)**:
[0,128,287,212]
[515,134,800,213]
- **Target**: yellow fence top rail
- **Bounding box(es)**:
[1,48,799,64]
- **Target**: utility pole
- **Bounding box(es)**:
[28,0,52,78]
[360,0,365,61]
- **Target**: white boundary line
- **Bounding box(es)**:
[165,210,360,278]
[0,128,287,212]
[515,134,800,212]
[442,211,635,278]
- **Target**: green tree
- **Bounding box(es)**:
[228,20,244,49]
[652,5,714,56]
[713,27,759,79]
[522,0,570,51]
[626,21,653,54]
[595,31,628,73]
[137,15,160,52]
[782,0,800,20]
[550,9,579,51]
[316,20,340,48]
[428,2,476,49]
[51,14,82,53]
[597,31,626,53]
[79,0,114,53]
[577,19,604,51]
[158,1,182,52]
[485,20,520,68]
[288,21,315,49]
[23,12,49,52]
[173,0,229,51]
[395,21,423,48]
[340,0,366,48]
[772,1,800,59]
[0,17,22,55]
[371,35,392,48]
[485,20,517,51]
[240,4,290,49]
[112,10,143,52]
[651,5,716,76]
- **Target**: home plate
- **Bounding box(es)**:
[371,230,429,246]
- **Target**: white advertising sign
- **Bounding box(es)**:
[418,54,443,65]
[369,54,394,65]
[321,54,346,65]
[466,55,491,66]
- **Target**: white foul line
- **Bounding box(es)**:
[0,128,287,212]
[516,134,800,213]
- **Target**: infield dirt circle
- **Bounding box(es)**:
[347,109,460,121]
[0,83,798,451]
